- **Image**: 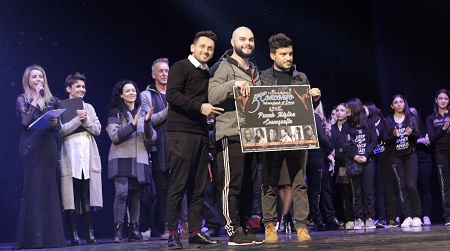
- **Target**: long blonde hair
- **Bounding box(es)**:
[22,65,53,109]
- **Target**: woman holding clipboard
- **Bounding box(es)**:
[14,65,66,249]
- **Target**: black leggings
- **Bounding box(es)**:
[435,150,450,220]
[391,153,422,218]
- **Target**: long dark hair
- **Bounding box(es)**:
[364,102,383,120]
[390,94,411,115]
[390,94,418,131]
[108,79,141,112]
[256,128,265,138]
[433,89,450,117]
[346,97,368,129]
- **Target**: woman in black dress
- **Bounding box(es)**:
[14,65,66,249]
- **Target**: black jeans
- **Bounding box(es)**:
[306,155,336,223]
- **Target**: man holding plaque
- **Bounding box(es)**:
[208,26,264,246]
[260,33,321,243]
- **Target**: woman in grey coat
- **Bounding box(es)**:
[106,80,156,243]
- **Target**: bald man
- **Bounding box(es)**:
[208,26,264,246]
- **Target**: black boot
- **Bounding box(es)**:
[112,221,124,243]
[128,221,146,242]
[83,213,98,245]
[65,210,82,246]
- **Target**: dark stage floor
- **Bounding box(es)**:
[3,225,450,250]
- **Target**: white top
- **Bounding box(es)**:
[62,131,91,179]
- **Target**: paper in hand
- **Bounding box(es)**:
[28,109,66,129]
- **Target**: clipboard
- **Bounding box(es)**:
[58,97,84,124]
[28,109,66,129]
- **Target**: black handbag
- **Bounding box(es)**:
[345,157,365,178]
[345,134,365,178]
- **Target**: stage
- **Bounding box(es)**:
[2,225,450,250]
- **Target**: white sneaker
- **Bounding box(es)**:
[365,218,376,229]
[401,217,412,228]
[141,228,151,239]
[160,231,169,240]
[423,216,431,226]
[345,221,354,230]
[354,219,365,230]
[412,217,423,227]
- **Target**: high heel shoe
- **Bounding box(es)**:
[285,215,295,234]
[277,216,286,233]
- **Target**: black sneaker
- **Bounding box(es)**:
[228,227,254,246]
[445,217,450,226]
[387,219,399,228]
[203,227,220,237]
[376,219,387,228]
[245,227,265,244]
[168,233,182,249]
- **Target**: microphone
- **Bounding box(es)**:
[36,83,44,97]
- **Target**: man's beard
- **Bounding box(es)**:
[235,46,254,58]
[275,62,291,72]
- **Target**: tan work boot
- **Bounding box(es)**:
[265,223,279,242]
[297,228,311,241]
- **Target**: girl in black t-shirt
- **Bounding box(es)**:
[426,89,450,225]
[383,94,422,228]
[339,98,378,230]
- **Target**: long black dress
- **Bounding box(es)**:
[14,94,66,249]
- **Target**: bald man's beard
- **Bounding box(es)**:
[235,46,254,59]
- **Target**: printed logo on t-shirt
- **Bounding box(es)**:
[396,122,409,151]
[355,129,366,155]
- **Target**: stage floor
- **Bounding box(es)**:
[2,225,450,250]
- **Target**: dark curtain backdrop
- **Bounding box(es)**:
[1,0,449,243]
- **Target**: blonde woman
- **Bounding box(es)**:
[14,65,65,249]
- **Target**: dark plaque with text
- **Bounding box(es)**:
[234,85,319,153]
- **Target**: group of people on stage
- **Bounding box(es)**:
[14,26,450,249]
[327,91,450,232]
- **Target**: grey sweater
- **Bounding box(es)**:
[106,108,156,183]
[208,50,261,141]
